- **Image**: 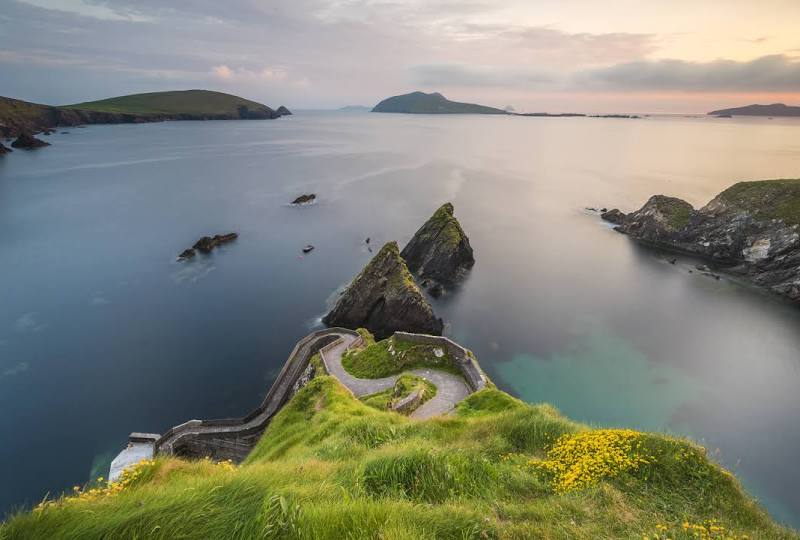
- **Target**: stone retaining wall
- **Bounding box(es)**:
[151,328,358,459]
[392,332,489,391]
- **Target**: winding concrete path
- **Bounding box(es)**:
[321,333,471,419]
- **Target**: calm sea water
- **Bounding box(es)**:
[1,112,800,526]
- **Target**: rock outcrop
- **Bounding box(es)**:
[401,203,475,290]
[275,106,292,116]
[600,208,626,225]
[323,241,443,338]
[605,179,800,303]
[0,143,11,155]
[178,233,238,259]
[11,133,50,149]
[291,194,316,205]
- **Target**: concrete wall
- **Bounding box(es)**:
[393,332,488,391]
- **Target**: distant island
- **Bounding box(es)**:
[0,89,290,137]
[372,91,507,114]
[708,103,800,117]
[338,105,372,111]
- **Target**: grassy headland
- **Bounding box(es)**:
[2,370,795,539]
[67,90,272,116]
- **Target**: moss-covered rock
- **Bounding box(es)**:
[401,202,475,290]
[323,241,443,338]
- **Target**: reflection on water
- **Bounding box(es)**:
[1,112,799,526]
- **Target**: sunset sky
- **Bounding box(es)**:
[2,0,800,112]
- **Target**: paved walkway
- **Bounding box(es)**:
[321,334,471,419]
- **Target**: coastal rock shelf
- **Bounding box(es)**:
[603,179,800,303]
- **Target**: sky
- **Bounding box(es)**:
[1,0,800,113]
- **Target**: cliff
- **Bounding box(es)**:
[401,202,475,290]
[372,91,507,114]
[323,241,443,338]
[605,179,800,302]
[0,90,280,137]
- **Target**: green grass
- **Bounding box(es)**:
[361,374,437,414]
[342,334,459,378]
[715,179,800,225]
[66,90,271,116]
[2,378,795,539]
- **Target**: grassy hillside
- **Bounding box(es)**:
[66,90,272,116]
[2,356,795,539]
[714,179,800,225]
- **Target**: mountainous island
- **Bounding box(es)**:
[708,103,800,117]
[372,91,507,114]
[603,179,800,303]
[0,90,289,137]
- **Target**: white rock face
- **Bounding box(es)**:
[743,238,771,262]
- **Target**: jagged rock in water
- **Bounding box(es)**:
[600,208,626,225]
[400,202,475,289]
[323,241,443,338]
[291,194,316,205]
[614,180,800,303]
[0,143,11,155]
[11,133,50,149]
[276,106,292,116]
[184,232,238,256]
[177,248,196,260]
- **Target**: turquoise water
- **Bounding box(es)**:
[1,112,800,526]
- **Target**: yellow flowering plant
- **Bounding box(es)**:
[530,429,654,492]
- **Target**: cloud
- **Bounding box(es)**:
[577,54,800,92]
[412,64,555,88]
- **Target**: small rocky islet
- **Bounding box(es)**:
[178,233,238,260]
[323,241,443,339]
[10,133,50,149]
[290,193,316,205]
[323,202,474,336]
[602,179,800,303]
[401,202,475,295]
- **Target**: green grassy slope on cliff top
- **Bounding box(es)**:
[3,371,795,539]
[66,90,272,116]
[713,179,800,226]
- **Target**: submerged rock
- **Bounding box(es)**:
[400,202,475,289]
[11,133,50,149]
[323,241,443,338]
[302,244,315,253]
[291,194,316,205]
[614,179,800,303]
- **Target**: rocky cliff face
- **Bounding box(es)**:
[606,179,800,302]
[400,203,475,290]
[323,241,443,338]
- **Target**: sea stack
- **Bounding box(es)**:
[276,106,292,116]
[605,179,800,303]
[401,202,475,290]
[11,133,50,149]
[323,241,443,338]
